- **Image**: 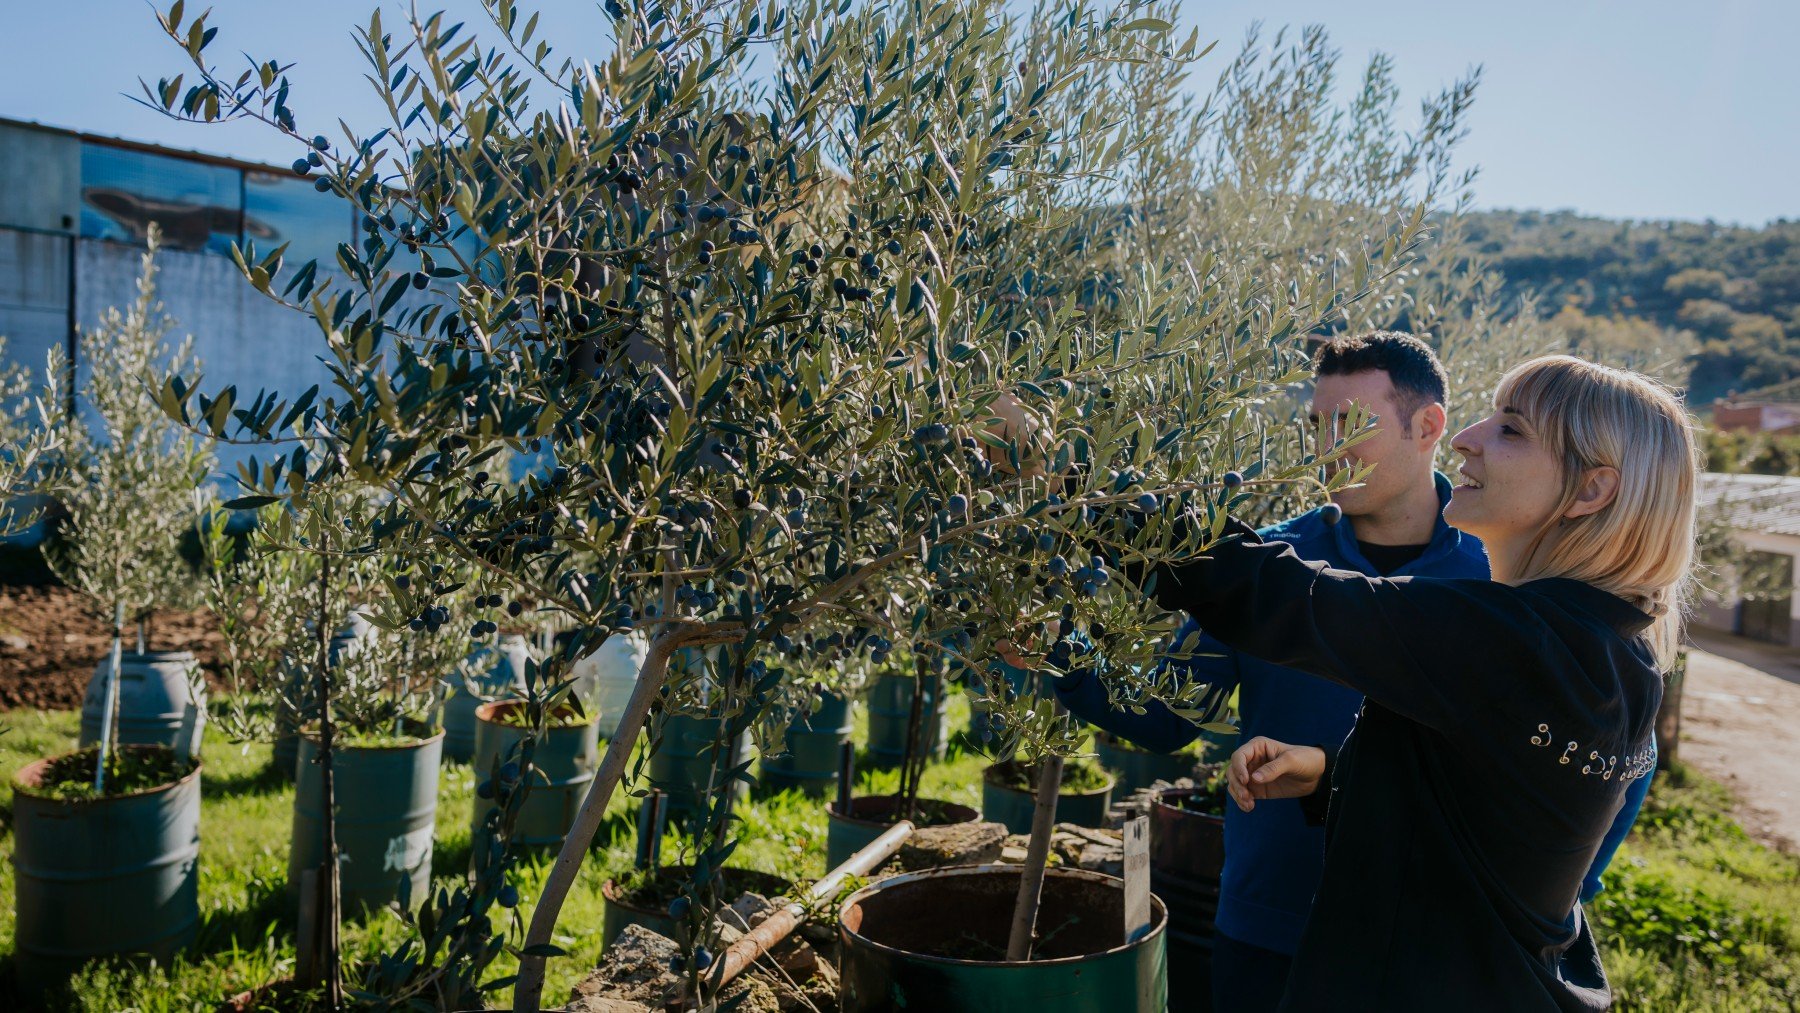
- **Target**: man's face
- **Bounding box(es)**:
[1309,370,1428,519]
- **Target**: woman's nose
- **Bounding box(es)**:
[1449,422,1481,459]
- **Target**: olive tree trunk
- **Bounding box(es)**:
[1006,754,1064,962]
[513,632,681,1011]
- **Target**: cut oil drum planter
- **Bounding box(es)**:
[289,730,442,913]
[1094,732,1199,798]
[647,711,753,822]
[838,865,1168,1013]
[1150,786,1227,1007]
[825,794,981,869]
[78,651,205,759]
[599,865,797,949]
[981,760,1114,834]
[10,747,202,987]
[441,633,530,763]
[866,673,948,768]
[471,701,601,846]
[760,691,855,796]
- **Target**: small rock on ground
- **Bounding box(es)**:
[1000,824,1124,876]
[896,821,1008,870]
[567,919,830,1013]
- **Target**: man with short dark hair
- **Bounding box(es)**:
[1057,332,1651,1010]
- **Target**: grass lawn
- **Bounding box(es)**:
[1593,762,1800,1011]
[0,698,991,1011]
[1,701,1795,1011]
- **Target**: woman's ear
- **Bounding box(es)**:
[1564,465,1621,520]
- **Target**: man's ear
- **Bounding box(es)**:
[1564,466,1621,520]
[1413,402,1448,448]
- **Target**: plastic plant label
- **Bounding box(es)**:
[1124,815,1152,942]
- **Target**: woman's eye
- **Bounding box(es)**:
[1500,424,1520,437]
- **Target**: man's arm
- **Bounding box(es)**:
[1054,618,1240,754]
[1581,740,1656,903]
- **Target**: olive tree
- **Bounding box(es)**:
[0,339,56,536]
[42,231,215,789]
[139,0,1427,1003]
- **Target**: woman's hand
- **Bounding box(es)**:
[984,392,1047,478]
[1226,736,1326,813]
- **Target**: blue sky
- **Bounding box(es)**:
[3,0,1794,224]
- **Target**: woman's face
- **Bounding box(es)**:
[1443,407,1567,543]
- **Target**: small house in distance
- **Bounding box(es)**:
[1696,472,1800,646]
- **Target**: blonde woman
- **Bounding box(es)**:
[1134,356,1695,1010]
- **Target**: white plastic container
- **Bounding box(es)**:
[572,631,649,739]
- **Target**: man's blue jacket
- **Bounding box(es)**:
[1054,473,1654,955]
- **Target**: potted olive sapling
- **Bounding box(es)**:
[43,231,215,759]
[143,0,1449,1006]
[11,234,213,985]
[0,334,57,538]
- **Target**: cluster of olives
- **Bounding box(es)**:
[407,603,453,634]
[288,135,332,188]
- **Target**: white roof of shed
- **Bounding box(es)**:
[1700,472,1800,537]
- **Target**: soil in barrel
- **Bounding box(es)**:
[838,794,975,828]
[853,869,1124,962]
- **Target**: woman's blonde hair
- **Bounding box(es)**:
[1497,355,1698,670]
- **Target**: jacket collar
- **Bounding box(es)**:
[1519,578,1657,636]
[1330,472,1478,576]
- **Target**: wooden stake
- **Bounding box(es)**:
[94,602,124,794]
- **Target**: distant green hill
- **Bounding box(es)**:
[1462,210,1800,404]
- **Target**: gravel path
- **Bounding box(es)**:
[1678,630,1800,854]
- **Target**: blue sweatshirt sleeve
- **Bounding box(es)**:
[1581,740,1655,902]
[1054,618,1240,754]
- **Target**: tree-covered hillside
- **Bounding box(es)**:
[1463,210,1800,403]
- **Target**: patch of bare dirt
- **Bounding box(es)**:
[1678,633,1800,854]
[0,583,224,711]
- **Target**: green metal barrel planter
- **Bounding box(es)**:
[272,628,369,779]
[825,794,980,869]
[981,760,1115,834]
[78,651,205,759]
[838,865,1168,1013]
[759,691,855,796]
[647,712,752,822]
[866,673,948,768]
[1150,785,1227,1008]
[471,701,601,846]
[1094,732,1200,798]
[289,729,442,914]
[10,746,202,987]
[441,634,530,764]
[599,865,796,949]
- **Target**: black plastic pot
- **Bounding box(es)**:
[838,864,1167,1012]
